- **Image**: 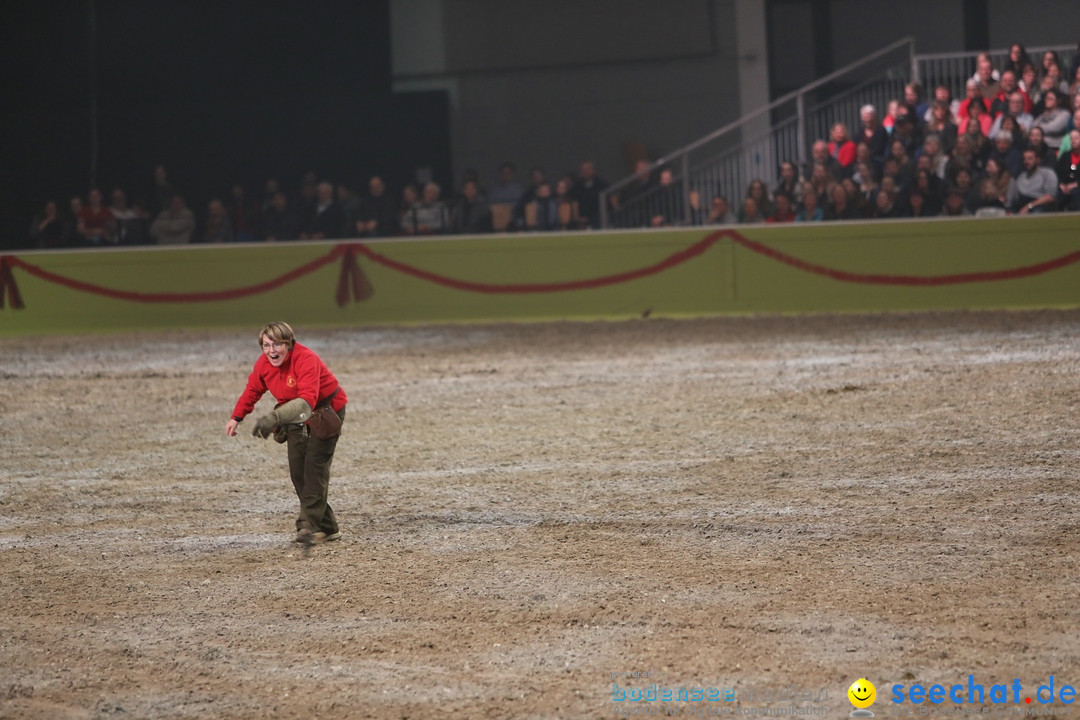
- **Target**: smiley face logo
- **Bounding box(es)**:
[848,678,876,710]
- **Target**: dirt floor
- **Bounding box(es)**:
[1,310,1079,720]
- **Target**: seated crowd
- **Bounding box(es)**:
[28,160,612,249]
[28,45,1080,249]
[616,44,1080,226]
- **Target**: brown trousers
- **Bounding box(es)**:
[285,407,344,535]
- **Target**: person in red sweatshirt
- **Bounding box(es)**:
[226,321,348,545]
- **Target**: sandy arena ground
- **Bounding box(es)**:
[1,310,1079,719]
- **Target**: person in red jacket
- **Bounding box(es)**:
[226,321,348,545]
[828,123,857,178]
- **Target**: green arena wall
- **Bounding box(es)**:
[2,215,1079,336]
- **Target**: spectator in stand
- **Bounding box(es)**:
[956,79,986,128]
[512,167,547,230]
[745,179,773,218]
[825,183,860,221]
[925,100,959,155]
[226,184,259,242]
[151,164,175,218]
[907,189,931,218]
[648,168,682,227]
[828,123,857,178]
[357,175,399,237]
[398,184,420,235]
[809,139,839,181]
[1019,63,1039,96]
[905,82,929,121]
[77,188,115,245]
[1032,89,1069,149]
[1030,74,1057,116]
[1026,126,1058,169]
[150,194,195,244]
[1069,66,1080,99]
[616,159,655,227]
[261,191,302,241]
[203,199,234,243]
[572,160,608,229]
[940,186,972,216]
[889,140,916,192]
[946,134,979,185]
[739,197,764,224]
[795,181,824,222]
[988,132,1023,179]
[982,157,1017,209]
[261,178,280,214]
[975,177,1009,216]
[990,70,1029,119]
[853,161,879,207]
[451,178,493,234]
[923,85,959,123]
[1048,62,1070,96]
[1060,109,1080,154]
[871,188,902,219]
[890,104,922,158]
[110,188,147,245]
[411,182,450,234]
[951,167,981,214]
[1013,147,1058,214]
[859,104,890,162]
[963,115,992,165]
[1003,43,1031,79]
[64,196,83,246]
[995,115,1026,149]
[973,54,1000,100]
[841,177,865,217]
[554,177,581,229]
[919,134,950,180]
[530,182,561,231]
[488,162,524,205]
[1056,129,1080,211]
[882,98,901,134]
[1041,50,1064,81]
[30,200,65,249]
[1047,62,1070,95]
[703,194,737,225]
[967,104,995,152]
[854,142,883,183]
[912,165,944,214]
[990,92,1034,139]
[773,161,803,206]
[335,184,362,238]
[301,182,345,240]
[807,163,831,208]
[765,192,795,223]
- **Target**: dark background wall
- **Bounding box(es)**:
[0,0,451,250]
[390,0,747,200]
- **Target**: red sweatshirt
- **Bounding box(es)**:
[231,343,347,420]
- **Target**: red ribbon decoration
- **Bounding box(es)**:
[335,246,375,307]
[0,256,25,310]
[2,231,1080,312]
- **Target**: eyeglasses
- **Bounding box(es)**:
[262,341,287,351]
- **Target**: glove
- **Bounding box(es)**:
[252,413,277,439]
[251,398,313,439]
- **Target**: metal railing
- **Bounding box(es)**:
[599,40,1076,229]
[600,37,916,229]
[914,44,1076,103]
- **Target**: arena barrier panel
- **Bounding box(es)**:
[2,214,1079,336]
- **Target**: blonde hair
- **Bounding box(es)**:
[259,321,296,349]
